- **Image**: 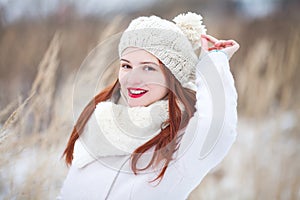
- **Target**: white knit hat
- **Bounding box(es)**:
[118,12,207,89]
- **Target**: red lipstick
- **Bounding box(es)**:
[127,88,148,98]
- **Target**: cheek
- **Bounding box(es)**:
[149,85,168,100]
[118,71,126,86]
[152,74,168,88]
[148,80,168,98]
[161,86,169,96]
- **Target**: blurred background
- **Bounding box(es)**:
[0,0,299,199]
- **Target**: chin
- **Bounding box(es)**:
[128,102,147,107]
[127,99,153,107]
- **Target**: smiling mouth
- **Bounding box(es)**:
[128,88,148,98]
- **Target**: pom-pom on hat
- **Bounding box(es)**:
[118,12,207,89]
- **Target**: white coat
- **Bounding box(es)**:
[58,51,238,200]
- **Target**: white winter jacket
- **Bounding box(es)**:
[58,51,238,200]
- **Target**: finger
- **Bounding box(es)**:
[208,47,218,51]
[225,43,234,48]
[226,40,239,48]
[214,41,234,49]
[224,40,235,47]
[214,40,230,45]
[214,41,225,47]
[226,40,240,51]
[203,34,219,44]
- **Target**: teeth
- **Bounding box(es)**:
[129,89,146,94]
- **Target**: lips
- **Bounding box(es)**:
[127,88,148,98]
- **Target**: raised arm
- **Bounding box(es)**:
[177,34,239,178]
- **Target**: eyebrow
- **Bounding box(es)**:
[120,59,159,66]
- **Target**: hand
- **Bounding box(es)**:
[200,34,240,60]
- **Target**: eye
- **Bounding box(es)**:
[144,66,156,71]
[121,64,132,69]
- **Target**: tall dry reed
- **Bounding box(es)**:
[0,10,299,200]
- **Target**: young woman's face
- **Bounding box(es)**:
[119,48,168,107]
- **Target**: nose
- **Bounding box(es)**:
[125,68,143,86]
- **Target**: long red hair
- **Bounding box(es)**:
[63,66,196,182]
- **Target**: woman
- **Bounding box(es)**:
[59,12,239,199]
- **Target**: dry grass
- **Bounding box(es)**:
[0,31,65,199]
[188,14,300,200]
[235,20,300,117]
[0,15,125,199]
[189,114,300,200]
[0,8,299,200]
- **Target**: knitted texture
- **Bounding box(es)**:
[118,14,205,86]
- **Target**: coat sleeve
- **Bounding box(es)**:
[177,51,238,179]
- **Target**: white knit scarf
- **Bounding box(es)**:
[73,100,169,168]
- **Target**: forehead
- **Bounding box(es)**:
[121,47,160,64]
